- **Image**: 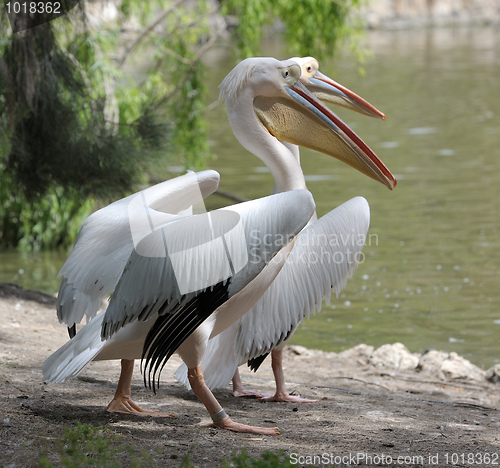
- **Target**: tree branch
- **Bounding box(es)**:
[118,0,185,67]
[64,51,96,120]
[148,22,226,112]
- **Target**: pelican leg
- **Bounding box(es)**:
[261,349,319,403]
[188,366,279,435]
[232,369,267,398]
[106,359,174,417]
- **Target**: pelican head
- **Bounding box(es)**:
[219,57,302,103]
[220,57,396,191]
[292,56,386,120]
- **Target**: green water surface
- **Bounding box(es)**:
[1,26,498,367]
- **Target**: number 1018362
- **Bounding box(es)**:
[5,2,61,14]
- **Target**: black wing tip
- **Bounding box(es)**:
[68,324,76,339]
[141,281,230,391]
[247,353,269,372]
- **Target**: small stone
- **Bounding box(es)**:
[338,344,374,361]
[369,343,419,370]
[288,345,311,356]
[440,353,485,381]
[485,364,500,383]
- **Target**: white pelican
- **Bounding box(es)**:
[174,57,395,402]
[44,169,316,435]
[45,57,394,434]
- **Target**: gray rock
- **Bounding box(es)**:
[418,350,486,381]
[369,343,419,370]
[485,364,500,384]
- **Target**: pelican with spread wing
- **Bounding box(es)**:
[45,170,315,435]
[174,57,395,402]
[45,57,395,434]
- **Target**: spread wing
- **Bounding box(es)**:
[101,190,315,388]
[56,170,220,329]
[176,196,370,389]
[237,196,370,359]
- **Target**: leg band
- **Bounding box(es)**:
[210,409,227,423]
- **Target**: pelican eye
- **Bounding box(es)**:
[281,64,300,84]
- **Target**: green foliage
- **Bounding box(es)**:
[170,47,210,170]
[113,0,213,171]
[38,422,153,468]
[221,0,366,60]
[0,153,93,250]
[278,0,365,61]
[0,179,92,251]
[2,20,160,200]
[221,448,301,468]
[0,0,367,250]
[221,0,276,57]
[178,446,197,468]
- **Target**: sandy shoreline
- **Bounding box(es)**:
[1,282,499,467]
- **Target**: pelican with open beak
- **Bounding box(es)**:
[174,57,396,403]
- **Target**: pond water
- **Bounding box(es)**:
[1,26,498,368]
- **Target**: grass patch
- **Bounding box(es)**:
[38,422,153,467]
[37,423,316,467]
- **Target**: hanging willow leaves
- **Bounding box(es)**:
[0,0,366,249]
[220,0,366,60]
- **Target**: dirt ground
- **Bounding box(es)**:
[1,282,499,468]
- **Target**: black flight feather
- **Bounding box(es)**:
[246,324,295,372]
[67,324,76,339]
[247,353,269,372]
[141,281,230,393]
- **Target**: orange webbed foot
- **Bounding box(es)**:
[211,416,280,435]
[106,395,175,417]
[232,387,268,399]
[260,392,318,403]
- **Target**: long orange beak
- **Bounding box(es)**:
[308,70,386,120]
[254,80,396,190]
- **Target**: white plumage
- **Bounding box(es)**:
[175,57,395,400]
[176,196,370,390]
[44,181,316,372]
[45,166,315,435]
[45,56,395,434]
[56,170,219,329]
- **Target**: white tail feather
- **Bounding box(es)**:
[43,313,106,383]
